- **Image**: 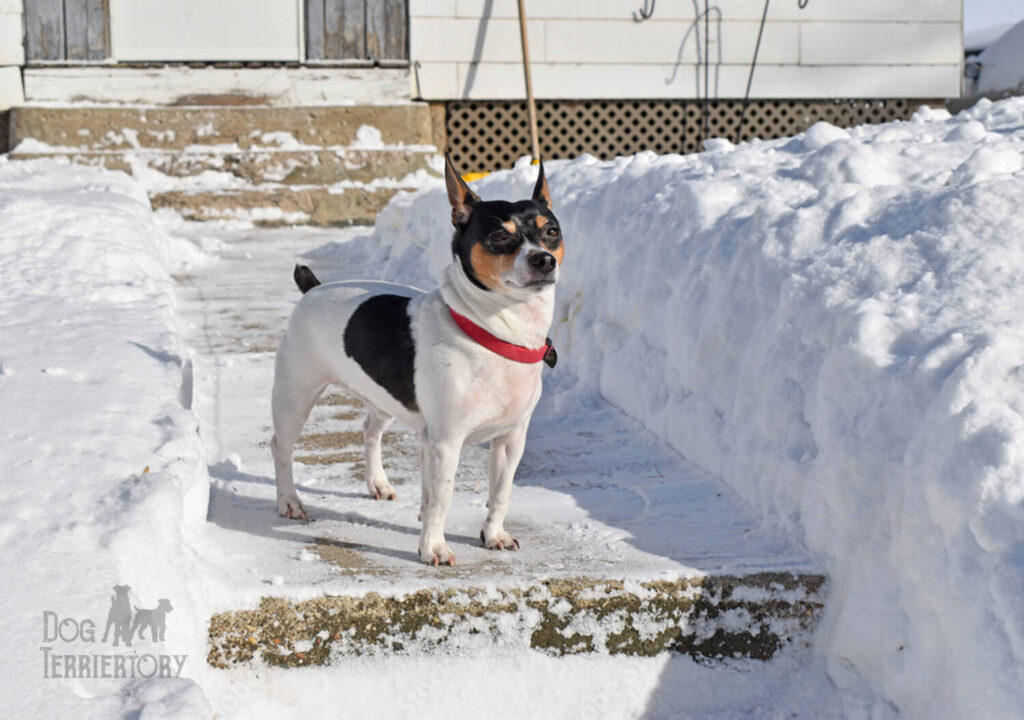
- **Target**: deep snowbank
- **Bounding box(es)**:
[362,98,1024,718]
[0,159,212,718]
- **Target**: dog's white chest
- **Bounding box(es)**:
[453,360,542,445]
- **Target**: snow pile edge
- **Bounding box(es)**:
[0,159,213,718]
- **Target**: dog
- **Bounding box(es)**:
[101,584,133,647]
[130,598,173,642]
[272,154,562,566]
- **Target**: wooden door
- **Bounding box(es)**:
[306,0,408,64]
[25,0,109,62]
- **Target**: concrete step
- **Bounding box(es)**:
[208,573,824,667]
[151,185,401,226]
[8,104,443,225]
[9,147,436,185]
[8,104,438,151]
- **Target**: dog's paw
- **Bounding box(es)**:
[480,529,519,551]
[419,541,456,567]
[277,495,308,521]
[367,477,397,501]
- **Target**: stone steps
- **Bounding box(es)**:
[208,573,825,667]
[10,147,435,184]
[151,185,401,226]
[7,104,443,225]
[8,104,438,150]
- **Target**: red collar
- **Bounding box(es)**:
[448,307,556,366]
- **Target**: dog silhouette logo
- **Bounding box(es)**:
[99,586,173,647]
[101,584,133,647]
[130,599,173,642]
[40,586,187,680]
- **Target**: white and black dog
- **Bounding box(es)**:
[272,154,562,566]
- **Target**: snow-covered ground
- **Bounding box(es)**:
[0,162,213,716]
[4,96,1024,718]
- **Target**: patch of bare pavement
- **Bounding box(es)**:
[173,223,824,668]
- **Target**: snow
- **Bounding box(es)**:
[347,98,1024,719]
[974,19,1024,96]
[5,94,1024,718]
[964,21,1015,54]
[0,159,213,717]
[963,0,1024,95]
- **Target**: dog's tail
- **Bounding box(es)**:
[294,264,322,294]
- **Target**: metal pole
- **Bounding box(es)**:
[517,0,540,161]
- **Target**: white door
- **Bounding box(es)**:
[109,0,300,62]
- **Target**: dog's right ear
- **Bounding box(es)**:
[445,152,480,226]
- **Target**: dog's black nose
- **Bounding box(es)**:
[529,252,556,273]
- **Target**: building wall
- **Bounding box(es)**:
[409,0,963,100]
[0,0,24,111]
[3,0,965,111]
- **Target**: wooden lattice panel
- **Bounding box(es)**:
[446,99,931,174]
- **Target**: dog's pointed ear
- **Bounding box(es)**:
[445,152,480,226]
[532,159,552,209]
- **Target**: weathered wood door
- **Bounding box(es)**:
[25,0,110,62]
[306,0,408,64]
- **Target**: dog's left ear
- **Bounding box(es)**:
[445,151,481,226]
[532,159,552,209]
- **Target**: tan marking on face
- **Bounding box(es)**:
[535,216,548,229]
[550,242,565,266]
[501,219,517,234]
[470,243,517,290]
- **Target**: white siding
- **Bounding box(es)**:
[410,0,963,99]
[0,65,23,110]
[109,0,300,62]
[800,22,961,65]
[411,18,545,62]
[0,0,21,109]
[0,13,23,66]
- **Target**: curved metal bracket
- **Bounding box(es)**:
[633,0,656,22]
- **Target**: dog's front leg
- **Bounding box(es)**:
[481,420,528,550]
[418,431,461,566]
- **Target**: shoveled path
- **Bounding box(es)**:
[171,222,825,671]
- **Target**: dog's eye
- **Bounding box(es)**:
[486,232,520,254]
[545,226,560,239]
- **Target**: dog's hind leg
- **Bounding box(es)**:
[363,403,397,500]
[271,338,330,520]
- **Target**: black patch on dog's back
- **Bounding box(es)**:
[343,295,418,411]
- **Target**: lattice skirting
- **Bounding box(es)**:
[446,98,938,174]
